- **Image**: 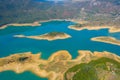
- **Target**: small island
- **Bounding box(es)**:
[0,50,120,80]
[68,24,120,33]
[14,32,71,41]
[91,36,120,46]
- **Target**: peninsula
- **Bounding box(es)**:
[91,36,120,46]
[68,24,120,33]
[0,50,120,80]
[0,21,41,30]
[14,32,71,41]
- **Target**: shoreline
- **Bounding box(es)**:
[0,19,88,30]
[38,19,71,23]
[0,21,41,30]
[0,19,71,30]
[91,36,120,46]
[1,19,120,34]
[0,50,120,80]
[68,25,120,33]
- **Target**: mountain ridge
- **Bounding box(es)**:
[0,0,120,26]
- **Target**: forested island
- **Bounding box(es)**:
[14,32,71,41]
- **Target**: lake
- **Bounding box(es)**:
[0,20,120,80]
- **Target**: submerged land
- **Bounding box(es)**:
[0,50,120,80]
[14,32,71,41]
[91,36,120,46]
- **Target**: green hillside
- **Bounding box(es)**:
[64,57,120,80]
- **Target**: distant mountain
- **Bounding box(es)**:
[0,0,120,26]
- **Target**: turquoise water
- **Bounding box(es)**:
[0,20,120,80]
[0,71,47,80]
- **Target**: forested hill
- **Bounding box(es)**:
[0,0,120,26]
